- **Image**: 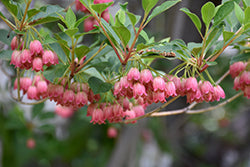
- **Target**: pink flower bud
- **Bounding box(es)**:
[79,56,86,65]
[11,36,23,50]
[20,77,32,93]
[200,81,214,102]
[239,71,250,85]
[124,110,136,123]
[244,85,250,99]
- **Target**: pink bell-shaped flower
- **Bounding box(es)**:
[165,81,177,98]
[133,105,145,117]
[75,91,88,108]
[20,49,32,69]
[62,90,75,106]
[36,80,48,98]
[20,77,32,93]
[30,40,43,56]
[127,67,140,81]
[27,85,39,100]
[42,50,55,67]
[133,83,147,98]
[32,57,43,72]
[185,77,198,92]
[244,85,250,99]
[229,61,247,78]
[153,76,166,92]
[140,69,153,84]
[153,91,166,103]
[212,85,225,101]
[124,110,136,123]
[90,108,105,124]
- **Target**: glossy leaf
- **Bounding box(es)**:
[201,2,215,27]
[234,3,245,24]
[142,0,159,14]
[91,2,113,14]
[113,26,131,46]
[147,0,181,23]
[214,1,234,27]
[65,28,79,37]
[65,7,76,29]
[88,77,112,94]
[223,31,235,42]
[180,8,202,33]
[75,45,90,59]
[43,64,68,82]
[245,7,250,24]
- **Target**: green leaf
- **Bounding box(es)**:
[126,11,137,26]
[245,7,250,24]
[101,18,120,46]
[142,0,159,14]
[32,103,45,119]
[223,31,234,42]
[65,28,79,37]
[58,23,65,32]
[27,8,40,20]
[43,64,68,82]
[1,0,18,17]
[180,8,202,33]
[38,124,55,133]
[75,45,90,59]
[65,7,76,29]
[136,43,151,51]
[230,52,250,64]
[234,3,245,24]
[201,2,215,27]
[91,2,114,15]
[120,2,128,11]
[91,61,111,72]
[88,77,112,94]
[214,1,234,26]
[38,112,55,120]
[115,9,126,25]
[205,23,224,52]
[139,29,150,42]
[243,0,250,8]
[29,16,60,26]
[147,0,181,23]
[113,26,131,46]
[75,15,89,27]
[0,50,12,61]
[0,29,15,45]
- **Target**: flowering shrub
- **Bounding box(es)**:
[0,0,249,126]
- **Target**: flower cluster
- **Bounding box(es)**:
[47,79,100,110]
[86,98,145,124]
[166,75,226,103]
[10,40,59,71]
[14,75,49,100]
[230,61,250,98]
[75,0,112,31]
[114,68,225,107]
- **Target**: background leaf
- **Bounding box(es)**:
[213,1,234,27]
[142,0,159,14]
[88,77,112,94]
